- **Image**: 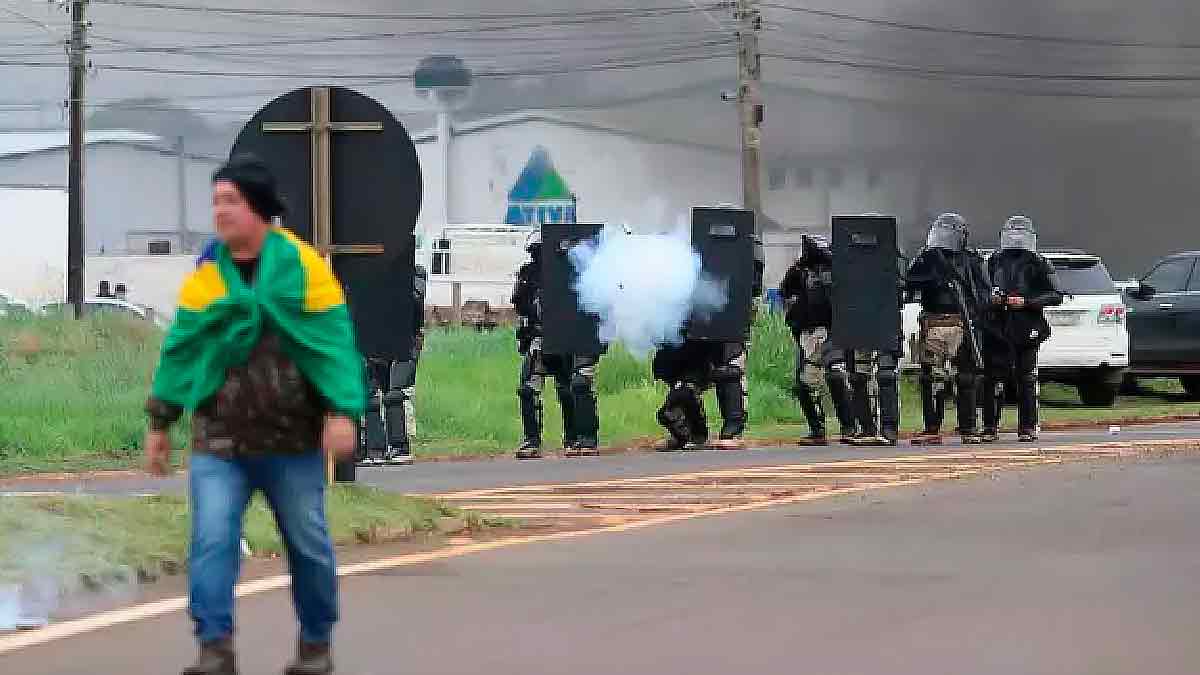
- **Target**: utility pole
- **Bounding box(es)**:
[735,0,764,225]
[67,0,88,319]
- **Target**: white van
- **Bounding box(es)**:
[901,250,1129,406]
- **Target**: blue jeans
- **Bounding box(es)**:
[188,450,338,644]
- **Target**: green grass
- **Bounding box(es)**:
[0,487,471,588]
[0,312,1197,473]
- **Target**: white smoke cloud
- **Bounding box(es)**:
[0,521,136,631]
[570,224,727,354]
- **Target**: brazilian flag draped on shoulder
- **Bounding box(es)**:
[151,227,366,418]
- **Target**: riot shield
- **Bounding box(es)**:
[688,207,755,342]
[830,215,902,352]
[541,223,603,355]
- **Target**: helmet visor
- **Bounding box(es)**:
[1000,229,1037,251]
[926,223,965,250]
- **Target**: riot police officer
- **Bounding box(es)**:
[653,340,718,450]
[905,213,992,445]
[703,235,765,443]
[845,252,906,447]
[981,216,1063,442]
[513,231,602,459]
[361,264,427,465]
[779,235,855,444]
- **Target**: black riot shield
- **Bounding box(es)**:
[688,207,755,342]
[831,215,901,352]
[541,223,603,355]
[230,86,423,361]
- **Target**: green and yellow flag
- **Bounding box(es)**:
[151,227,366,418]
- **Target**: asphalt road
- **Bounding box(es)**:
[4,454,1200,674]
[3,421,1199,497]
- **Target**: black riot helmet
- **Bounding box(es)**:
[999,215,1037,252]
[799,234,831,264]
[925,212,970,251]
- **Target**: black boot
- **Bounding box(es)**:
[284,640,333,675]
[825,369,856,441]
[1017,372,1040,440]
[517,386,543,459]
[850,370,878,438]
[688,390,710,448]
[515,437,542,460]
[382,386,412,465]
[980,374,1002,440]
[556,385,578,450]
[361,388,386,466]
[658,387,693,451]
[877,364,900,446]
[919,369,944,434]
[566,371,600,456]
[956,372,981,441]
[715,379,747,441]
[182,639,237,675]
[794,383,827,445]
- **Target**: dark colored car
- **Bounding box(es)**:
[1123,251,1200,398]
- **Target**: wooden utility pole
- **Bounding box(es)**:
[67,0,88,319]
[736,0,764,225]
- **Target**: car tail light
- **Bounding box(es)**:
[1098,303,1126,323]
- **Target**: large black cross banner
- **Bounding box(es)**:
[231,86,424,362]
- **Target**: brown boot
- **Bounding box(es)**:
[910,431,944,446]
[182,639,237,675]
[284,640,333,675]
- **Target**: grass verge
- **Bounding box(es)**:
[0,313,1197,472]
[0,486,485,591]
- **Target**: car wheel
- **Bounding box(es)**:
[1180,376,1200,401]
[1078,379,1119,407]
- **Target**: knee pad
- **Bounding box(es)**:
[570,372,595,395]
[711,365,743,384]
[382,388,407,408]
[830,360,849,381]
[956,372,978,391]
[876,368,898,388]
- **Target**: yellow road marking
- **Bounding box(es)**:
[435,449,1075,499]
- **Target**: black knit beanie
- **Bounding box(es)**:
[212,154,286,222]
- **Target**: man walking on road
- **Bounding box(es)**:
[144,155,365,675]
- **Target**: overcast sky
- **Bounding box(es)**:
[5,1,1200,152]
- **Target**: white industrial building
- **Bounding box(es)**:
[0,130,221,257]
[409,110,902,305]
[0,116,896,315]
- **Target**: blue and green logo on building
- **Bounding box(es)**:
[505,146,577,225]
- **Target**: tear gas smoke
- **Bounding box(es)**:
[0,524,136,631]
[570,224,727,354]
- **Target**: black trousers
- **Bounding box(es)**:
[981,339,1040,434]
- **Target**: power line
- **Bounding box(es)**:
[762,2,1200,50]
[78,11,731,53]
[775,63,1200,101]
[0,4,62,39]
[91,1,724,22]
[766,52,1200,82]
[89,37,734,61]
[83,52,729,80]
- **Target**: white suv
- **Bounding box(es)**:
[1037,251,1129,406]
[902,249,1129,406]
